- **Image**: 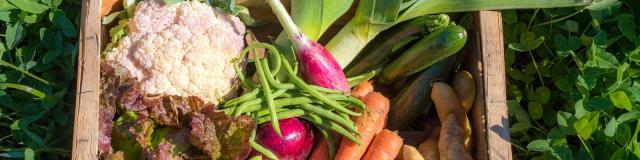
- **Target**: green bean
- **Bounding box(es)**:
[249,156,262,160]
[280,56,361,116]
[309,85,346,94]
[339,112,355,127]
[255,106,293,118]
[223,88,260,108]
[346,68,381,87]
[234,89,287,116]
[317,126,336,160]
[239,97,316,114]
[299,103,357,133]
[255,109,306,124]
[324,94,366,110]
[253,51,281,137]
[259,42,282,75]
[250,129,279,160]
[261,56,295,90]
[301,114,361,145]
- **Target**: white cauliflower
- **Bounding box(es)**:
[104,0,246,104]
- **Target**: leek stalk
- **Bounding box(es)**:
[326,0,593,68]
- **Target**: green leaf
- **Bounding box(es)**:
[319,0,354,36]
[291,0,323,40]
[502,10,517,24]
[574,113,599,140]
[535,87,551,104]
[509,31,545,52]
[565,20,579,33]
[49,9,76,37]
[610,91,633,111]
[528,139,553,151]
[528,101,544,119]
[617,14,637,42]
[23,148,34,160]
[0,83,46,99]
[508,100,531,124]
[41,0,62,8]
[605,118,618,137]
[42,48,61,64]
[39,28,62,50]
[575,99,589,118]
[510,121,533,133]
[586,0,621,11]
[5,22,23,49]
[7,0,48,14]
[587,45,618,69]
[162,0,181,5]
[594,31,608,47]
[617,111,640,123]
[101,11,122,25]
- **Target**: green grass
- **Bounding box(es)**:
[0,0,81,159]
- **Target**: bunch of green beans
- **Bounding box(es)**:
[224,42,365,158]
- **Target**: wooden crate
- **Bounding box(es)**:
[72,0,511,159]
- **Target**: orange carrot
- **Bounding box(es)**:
[309,132,342,160]
[310,82,374,160]
[101,0,121,16]
[335,92,390,160]
[351,81,374,99]
[362,129,404,160]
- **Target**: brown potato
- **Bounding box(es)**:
[452,71,476,113]
[397,145,425,160]
[438,114,472,160]
[418,126,440,160]
[431,82,465,122]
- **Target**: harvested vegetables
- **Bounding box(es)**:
[92,0,599,159]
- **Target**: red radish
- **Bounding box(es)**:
[255,118,314,160]
[267,0,350,91]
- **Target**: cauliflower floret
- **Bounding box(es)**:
[105,0,246,104]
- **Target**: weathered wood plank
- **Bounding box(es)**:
[477,10,512,160]
[72,0,101,159]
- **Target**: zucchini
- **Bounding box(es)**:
[386,56,457,130]
[343,16,431,77]
[380,25,467,84]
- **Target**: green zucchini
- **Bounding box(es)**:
[343,16,431,77]
[380,25,467,84]
[386,56,457,130]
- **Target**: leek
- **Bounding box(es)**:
[326,0,593,68]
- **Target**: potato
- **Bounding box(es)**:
[463,116,473,152]
[397,145,425,160]
[418,126,440,160]
[438,114,472,160]
[431,82,465,122]
[452,71,476,113]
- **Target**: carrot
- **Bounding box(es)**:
[362,129,404,160]
[438,114,472,160]
[310,83,374,160]
[351,80,374,99]
[309,132,342,160]
[335,92,390,160]
[101,0,121,16]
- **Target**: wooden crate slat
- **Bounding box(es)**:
[477,11,512,160]
[72,0,101,159]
